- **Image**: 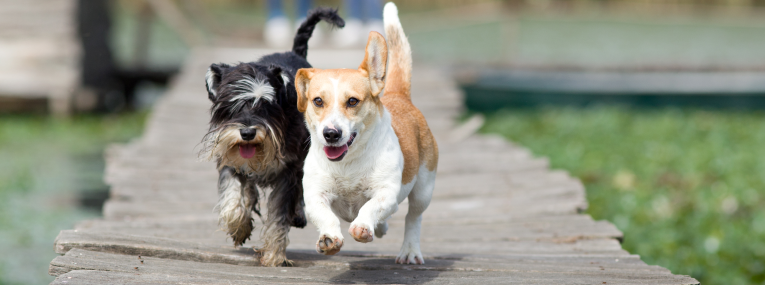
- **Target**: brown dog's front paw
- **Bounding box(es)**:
[349,224,374,243]
[316,234,343,255]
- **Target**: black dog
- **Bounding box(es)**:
[201,8,344,266]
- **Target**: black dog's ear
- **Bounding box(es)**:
[268,65,286,88]
[267,65,292,102]
[205,63,229,102]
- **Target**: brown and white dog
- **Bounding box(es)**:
[294,2,438,264]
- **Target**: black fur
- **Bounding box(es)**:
[292,7,345,58]
[202,8,344,266]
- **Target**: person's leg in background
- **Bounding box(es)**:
[296,0,312,21]
[333,0,364,47]
[362,0,383,35]
[295,0,322,46]
[264,0,291,47]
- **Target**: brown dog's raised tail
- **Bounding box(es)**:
[382,3,412,100]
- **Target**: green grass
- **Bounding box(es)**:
[0,112,147,285]
[480,106,765,285]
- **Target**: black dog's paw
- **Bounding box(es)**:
[230,218,254,246]
[290,211,307,228]
[291,215,307,228]
[289,201,307,228]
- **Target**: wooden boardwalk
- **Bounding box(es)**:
[49,48,698,284]
[0,0,78,114]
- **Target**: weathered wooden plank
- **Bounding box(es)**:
[100,187,587,220]
[53,249,663,277]
[54,230,260,266]
[57,221,625,262]
[103,169,580,203]
[51,270,324,284]
[50,250,698,285]
[49,249,652,279]
[55,248,662,274]
[74,213,621,244]
[102,200,215,220]
[438,156,550,175]
[52,269,699,285]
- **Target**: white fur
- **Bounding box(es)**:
[205,68,216,96]
[313,77,355,147]
[303,1,434,264]
[229,78,275,110]
[214,172,251,236]
[303,108,435,264]
[280,72,290,87]
[383,2,400,24]
[304,109,403,238]
[397,164,435,264]
[382,2,411,96]
[330,78,340,97]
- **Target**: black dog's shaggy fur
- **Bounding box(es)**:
[201,8,344,267]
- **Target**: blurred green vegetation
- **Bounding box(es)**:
[0,112,147,285]
[111,0,765,69]
[406,13,765,67]
[480,106,765,285]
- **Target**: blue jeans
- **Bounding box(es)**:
[267,0,312,20]
[345,0,382,21]
[268,0,382,21]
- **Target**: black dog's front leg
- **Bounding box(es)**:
[259,163,305,266]
[215,166,259,246]
[290,167,308,228]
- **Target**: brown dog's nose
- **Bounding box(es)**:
[323,127,342,144]
[240,128,256,141]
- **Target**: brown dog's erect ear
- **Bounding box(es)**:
[359,31,388,97]
[295,68,316,113]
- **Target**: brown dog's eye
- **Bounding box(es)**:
[313,97,323,107]
[348,97,359,107]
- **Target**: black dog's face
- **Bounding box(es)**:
[202,62,291,174]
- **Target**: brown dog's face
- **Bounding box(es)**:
[295,32,388,161]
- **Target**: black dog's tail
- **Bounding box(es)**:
[292,8,345,58]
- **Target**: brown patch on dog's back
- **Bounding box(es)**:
[381,12,437,184]
[382,95,438,185]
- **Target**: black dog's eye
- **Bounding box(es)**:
[348,97,359,107]
[313,97,323,107]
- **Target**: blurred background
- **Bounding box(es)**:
[1,0,764,284]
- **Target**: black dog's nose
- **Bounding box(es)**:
[323,127,342,144]
[240,128,256,141]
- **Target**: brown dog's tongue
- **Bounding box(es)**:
[323,145,348,159]
[239,145,257,158]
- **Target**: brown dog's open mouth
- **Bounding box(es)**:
[323,133,356,161]
[239,144,257,159]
